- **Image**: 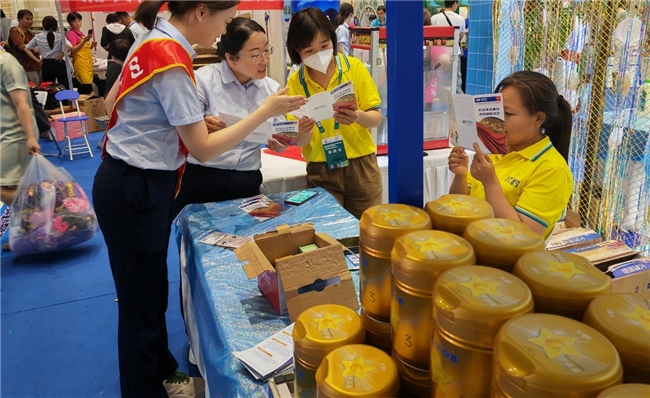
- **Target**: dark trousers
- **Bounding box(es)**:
[172,163,263,219]
[73,78,93,94]
[93,155,178,397]
[42,59,70,89]
[460,55,467,93]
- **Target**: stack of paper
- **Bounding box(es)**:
[239,194,285,221]
[233,323,295,380]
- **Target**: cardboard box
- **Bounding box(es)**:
[77,94,107,133]
[546,227,602,251]
[564,240,637,270]
[605,257,650,295]
[235,224,359,321]
[49,112,87,141]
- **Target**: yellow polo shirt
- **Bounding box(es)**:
[467,136,574,238]
[286,53,381,163]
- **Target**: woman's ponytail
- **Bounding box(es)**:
[47,31,54,49]
[135,1,166,30]
[548,96,572,161]
[335,3,353,27]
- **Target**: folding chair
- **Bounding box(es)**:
[53,90,94,161]
[94,116,110,150]
[33,91,62,157]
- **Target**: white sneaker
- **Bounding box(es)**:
[189,346,197,366]
[163,371,206,398]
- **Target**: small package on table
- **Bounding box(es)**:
[235,223,358,321]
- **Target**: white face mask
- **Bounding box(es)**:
[303,49,333,74]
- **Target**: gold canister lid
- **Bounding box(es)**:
[293,305,365,365]
[391,230,475,293]
[494,314,623,397]
[596,384,650,398]
[425,194,494,236]
[583,293,650,381]
[514,251,613,306]
[360,204,432,251]
[316,344,400,398]
[463,219,545,271]
[433,265,534,348]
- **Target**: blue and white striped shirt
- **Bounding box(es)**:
[105,17,203,171]
[189,61,281,171]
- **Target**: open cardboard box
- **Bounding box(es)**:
[235,223,359,321]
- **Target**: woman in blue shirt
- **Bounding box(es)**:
[335,3,354,56]
[173,18,285,216]
[92,2,306,397]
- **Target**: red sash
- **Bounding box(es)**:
[102,38,196,196]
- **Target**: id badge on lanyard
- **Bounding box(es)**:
[299,55,349,169]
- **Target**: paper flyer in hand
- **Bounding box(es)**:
[239,194,285,221]
[450,93,507,155]
[217,113,299,146]
[233,323,295,380]
[289,81,357,122]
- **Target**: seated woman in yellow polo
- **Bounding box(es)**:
[286,7,383,219]
[448,71,574,238]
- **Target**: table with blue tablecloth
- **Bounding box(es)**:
[174,188,360,397]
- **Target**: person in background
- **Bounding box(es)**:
[287,8,383,218]
[368,15,377,25]
[66,12,96,94]
[101,13,134,59]
[448,71,574,239]
[173,18,286,216]
[24,16,78,89]
[7,10,41,86]
[335,3,354,56]
[115,11,146,40]
[0,10,11,43]
[370,5,386,27]
[93,1,305,396]
[103,38,132,100]
[1,47,41,206]
[430,1,466,93]
[424,8,432,25]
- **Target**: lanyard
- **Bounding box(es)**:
[299,54,343,133]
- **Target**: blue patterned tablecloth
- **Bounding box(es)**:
[174,188,360,397]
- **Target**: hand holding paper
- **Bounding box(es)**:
[289,81,358,123]
[469,143,497,184]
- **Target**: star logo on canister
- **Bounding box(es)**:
[545,261,586,279]
[623,305,650,331]
[439,199,472,213]
[341,356,375,380]
[312,312,343,331]
[527,328,582,359]
[459,275,500,297]
[379,209,409,222]
[415,238,450,254]
[431,354,452,394]
[489,225,523,239]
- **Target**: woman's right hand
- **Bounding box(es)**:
[448,146,469,176]
[260,87,307,117]
[205,116,226,133]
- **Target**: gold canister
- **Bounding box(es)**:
[360,204,432,320]
[360,307,391,353]
[425,194,494,236]
[513,251,613,320]
[583,293,650,383]
[596,384,650,398]
[431,266,533,397]
[462,218,545,272]
[391,231,475,368]
[392,350,431,398]
[493,314,623,398]
[293,305,365,397]
[316,344,400,398]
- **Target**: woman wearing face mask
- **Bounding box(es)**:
[92,2,306,396]
[173,17,286,216]
[334,3,354,56]
[448,71,574,238]
[66,12,96,94]
[287,7,383,219]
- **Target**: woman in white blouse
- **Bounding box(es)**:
[173,17,286,216]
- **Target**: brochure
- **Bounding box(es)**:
[450,93,508,154]
[218,113,299,146]
[239,194,285,221]
[233,323,295,380]
[290,81,358,122]
[199,231,252,249]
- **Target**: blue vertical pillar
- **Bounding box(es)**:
[465,0,495,94]
[387,1,423,206]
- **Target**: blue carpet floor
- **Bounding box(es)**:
[1,133,198,397]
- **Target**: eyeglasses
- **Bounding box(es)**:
[238,46,274,63]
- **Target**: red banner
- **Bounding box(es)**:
[60,0,283,13]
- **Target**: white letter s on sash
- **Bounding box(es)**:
[129,56,144,80]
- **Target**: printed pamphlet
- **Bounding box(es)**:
[290,81,358,122]
[233,323,295,380]
[239,194,285,221]
[199,231,252,249]
[450,93,507,154]
[218,113,299,146]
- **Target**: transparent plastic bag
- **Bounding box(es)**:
[8,154,98,255]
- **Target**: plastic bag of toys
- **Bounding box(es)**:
[9,154,98,255]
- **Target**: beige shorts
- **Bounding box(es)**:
[1,139,29,186]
